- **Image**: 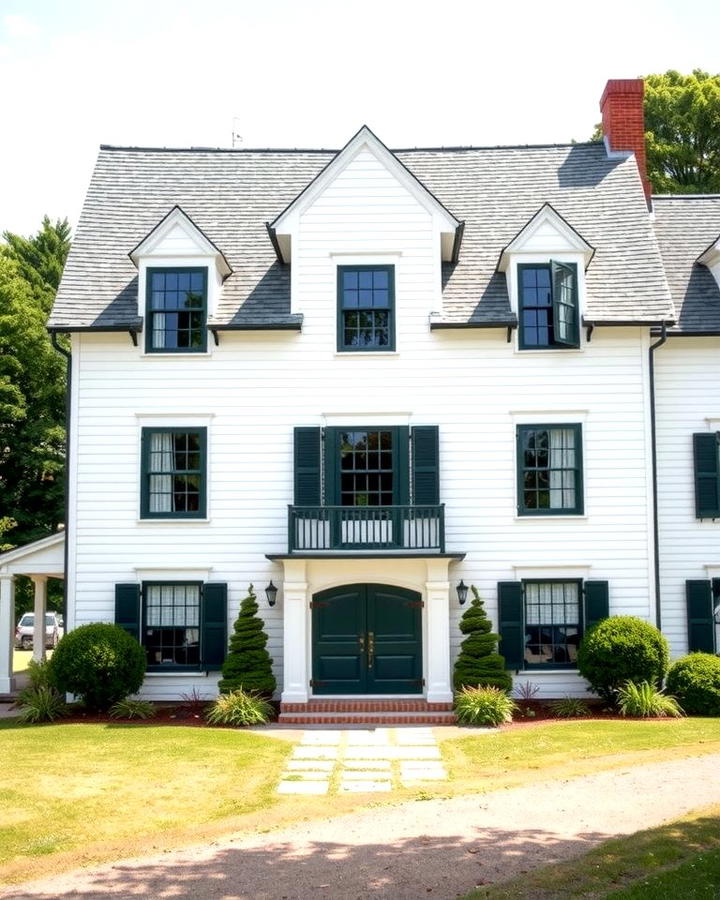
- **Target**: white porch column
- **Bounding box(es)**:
[280,559,309,704]
[0,574,15,695]
[31,576,48,663]
[425,557,453,703]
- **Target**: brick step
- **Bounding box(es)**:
[281,700,453,713]
[278,710,456,726]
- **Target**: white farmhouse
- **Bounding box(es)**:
[1,78,718,723]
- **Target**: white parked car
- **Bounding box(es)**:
[14,612,61,650]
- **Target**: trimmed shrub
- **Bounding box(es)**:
[454,686,517,727]
[109,698,157,720]
[16,686,68,724]
[48,623,146,711]
[666,653,720,716]
[206,689,273,726]
[549,697,591,718]
[453,586,512,692]
[616,681,683,718]
[576,616,670,704]
[218,585,276,698]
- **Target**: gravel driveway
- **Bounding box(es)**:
[3,752,719,900]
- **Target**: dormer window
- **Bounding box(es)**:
[518,262,579,350]
[146,267,207,353]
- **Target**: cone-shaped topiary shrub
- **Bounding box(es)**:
[576,615,669,704]
[453,586,512,692]
[218,584,276,698]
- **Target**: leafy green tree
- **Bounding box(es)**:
[453,586,512,692]
[592,70,720,194]
[0,217,70,616]
[218,585,276,698]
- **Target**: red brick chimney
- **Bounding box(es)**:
[599,79,651,205]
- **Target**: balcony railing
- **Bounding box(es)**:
[288,504,445,553]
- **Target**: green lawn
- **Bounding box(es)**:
[468,805,720,899]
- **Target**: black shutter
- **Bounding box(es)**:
[584,581,609,631]
[115,583,141,640]
[294,427,321,506]
[498,581,524,670]
[686,580,715,653]
[693,433,720,518]
[396,426,410,506]
[202,583,228,671]
[412,426,440,505]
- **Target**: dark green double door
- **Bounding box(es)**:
[312,584,423,694]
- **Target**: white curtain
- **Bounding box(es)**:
[149,432,173,513]
[549,428,575,509]
[146,584,200,627]
[152,312,166,349]
[525,582,579,625]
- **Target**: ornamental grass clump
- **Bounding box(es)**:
[549,696,591,718]
[16,685,68,724]
[453,586,512,692]
[616,681,684,718]
[48,623,146,711]
[205,689,274,727]
[666,653,720,716]
[576,616,669,705]
[454,686,517,727]
[218,585,276,698]
[109,698,157,720]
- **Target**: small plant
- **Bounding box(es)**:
[666,653,720,716]
[109,698,157,720]
[454,685,517,727]
[205,689,274,726]
[513,681,541,702]
[576,616,670,704]
[521,707,536,718]
[48,623,146,711]
[178,687,210,717]
[25,658,53,690]
[15,686,68,724]
[549,696,591,718]
[453,586,512,692]
[218,585,276,698]
[616,681,683,718]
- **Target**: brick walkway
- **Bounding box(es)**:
[277,727,447,794]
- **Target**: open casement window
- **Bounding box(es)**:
[518,262,579,349]
[114,582,227,671]
[145,267,207,353]
[693,433,720,518]
[685,580,718,653]
[337,265,395,352]
[517,424,583,515]
[140,427,207,519]
[497,579,608,670]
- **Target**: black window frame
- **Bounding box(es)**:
[336,264,396,352]
[142,580,202,671]
[518,261,579,350]
[522,579,583,670]
[517,423,584,516]
[145,266,208,354]
[140,426,207,519]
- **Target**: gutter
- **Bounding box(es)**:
[50,332,71,630]
[648,322,668,630]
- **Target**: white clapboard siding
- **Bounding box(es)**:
[654,336,720,657]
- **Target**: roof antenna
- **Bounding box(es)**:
[232,117,243,148]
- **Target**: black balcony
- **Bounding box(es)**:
[288,504,445,553]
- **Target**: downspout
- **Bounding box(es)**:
[648,323,667,630]
[50,332,71,630]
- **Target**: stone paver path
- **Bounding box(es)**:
[277,727,447,794]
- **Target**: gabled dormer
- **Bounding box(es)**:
[498,204,595,350]
[129,206,232,353]
[697,231,720,291]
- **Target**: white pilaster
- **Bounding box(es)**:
[280,559,309,703]
[425,579,453,703]
[31,576,48,663]
[0,574,15,694]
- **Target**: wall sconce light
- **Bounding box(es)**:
[265,580,278,607]
[456,580,469,605]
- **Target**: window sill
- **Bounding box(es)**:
[518,668,580,674]
[145,670,210,678]
[513,348,584,356]
[139,351,212,359]
[137,518,211,524]
[333,351,399,358]
[513,514,587,521]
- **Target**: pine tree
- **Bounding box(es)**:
[453,586,512,692]
[218,585,276,697]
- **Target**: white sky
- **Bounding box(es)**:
[0,0,718,236]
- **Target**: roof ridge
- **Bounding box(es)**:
[98,141,602,155]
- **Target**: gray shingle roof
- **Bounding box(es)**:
[51,142,676,330]
[652,196,720,334]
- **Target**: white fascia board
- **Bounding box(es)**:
[0,532,65,573]
[498,203,595,272]
[697,237,720,269]
[129,206,232,278]
[271,126,460,259]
